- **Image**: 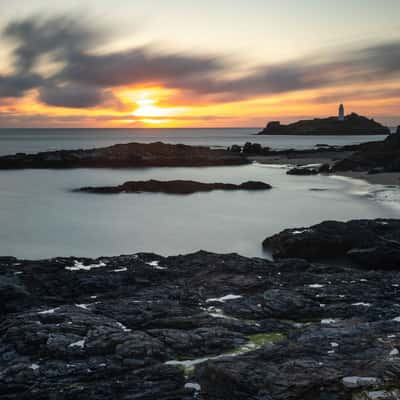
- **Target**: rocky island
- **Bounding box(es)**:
[2,218,400,399]
[77,180,272,194]
[258,112,390,136]
[0,142,249,169]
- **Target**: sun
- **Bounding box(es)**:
[117,88,186,125]
[133,98,170,118]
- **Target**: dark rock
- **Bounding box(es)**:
[263,219,400,267]
[2,223,400,399]
[332,133,400,173]
[228,144,242,153]
[318,163,331,173]
[258,113,390,135]
[287,167,319,175]
[0,142,249,170]
[77,180,272,195]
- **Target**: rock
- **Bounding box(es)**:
[287,167,319,175]
[318,163,331,173]
[228,144,241,153]
[287,163,330,176]
[2,225,400,399]
[77,180,272,195]
[342,376,381,389]
[333,133,400,173]
[0,142,249,170]
[263,219,400,266]
[242,142,270,155]
[258,113,390,135]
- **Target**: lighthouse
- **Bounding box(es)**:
[338,104,345,121]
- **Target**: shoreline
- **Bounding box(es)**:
[249,153,400,186]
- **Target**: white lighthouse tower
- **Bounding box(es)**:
[338,104,345,121]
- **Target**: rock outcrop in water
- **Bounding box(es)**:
[263,218,400,268]
[258,113,390,135]
[333,132,400,173]
[2,218,400,399]
[77,180,272,194]
[0,142,249,169]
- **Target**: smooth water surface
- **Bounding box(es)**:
[0,163,398,259]
[0,128,388,154]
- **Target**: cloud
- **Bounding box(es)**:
[0,13,400,110]
[0,73,42,97]
[38,82,128,109]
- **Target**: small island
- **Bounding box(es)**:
[77,179,272,195]
[258,105,390,135]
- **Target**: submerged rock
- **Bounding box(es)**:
[77,180,272,194]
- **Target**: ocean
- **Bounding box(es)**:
[0,128,397,259]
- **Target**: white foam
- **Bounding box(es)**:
[321,319,337,324]
[292,229,313,235]
[38,307,59,314]
[116,321,132,332]
[75,304,90,310]
[389,348,399,357]
[309,284,325,288]
[184,382,201,392]
[66,260,106,271]
[352,302,371,307]
[113,268,127,272]
[29,363,40,370]
[146,260,167,270]
[69,339,85,348]
[206,294,242,303]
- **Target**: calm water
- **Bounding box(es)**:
[0,128,388,154]
[0,128,398,259]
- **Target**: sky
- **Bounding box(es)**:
[0,0,399,128]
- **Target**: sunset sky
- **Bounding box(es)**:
[0,0,399,128]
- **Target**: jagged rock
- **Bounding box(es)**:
[2,226,400,399]
[263,219,400,267]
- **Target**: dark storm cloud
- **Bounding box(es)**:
[3,15,98,73]
[38,83,127,109]
[59,49,224,87]
[0,73,42,97]
[1,13,400,108]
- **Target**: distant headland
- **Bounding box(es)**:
[258,104,390,135]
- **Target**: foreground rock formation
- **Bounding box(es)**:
[258,113,390,135]
[2,218,400,399]
[77,180,272,194]
[0,142,249,169]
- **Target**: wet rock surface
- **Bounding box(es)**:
[2,224,400,399]
[263,219,400,267]
[0,142,249,169]
[77,179,272,194]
